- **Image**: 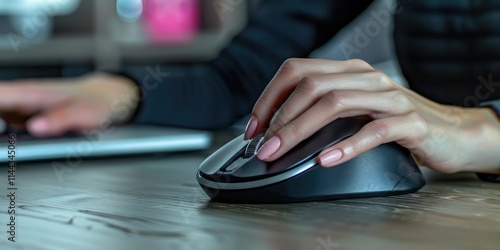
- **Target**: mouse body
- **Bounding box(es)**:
[197,116,425,203]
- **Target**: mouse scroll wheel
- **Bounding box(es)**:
[244,133,266,158]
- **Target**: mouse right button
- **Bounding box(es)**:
[264,116,370,174]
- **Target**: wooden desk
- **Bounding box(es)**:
[1,138,499,250]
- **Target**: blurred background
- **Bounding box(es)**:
[0,0,397,82]
[0,0,262,79]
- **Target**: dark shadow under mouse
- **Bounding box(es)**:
[197,116,425,203]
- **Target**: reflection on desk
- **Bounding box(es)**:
[0,144,499,250]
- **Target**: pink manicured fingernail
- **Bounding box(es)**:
[319,149,342,166]
[244,115,258,140]
[257,136,281,160]
[28,119,49,133]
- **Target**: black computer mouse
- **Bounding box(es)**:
[197,116,425,203]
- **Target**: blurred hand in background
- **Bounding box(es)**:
[0,73,139,137]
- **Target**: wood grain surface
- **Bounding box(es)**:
[0,135,499,250]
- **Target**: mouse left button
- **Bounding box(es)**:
[198,134,247,175]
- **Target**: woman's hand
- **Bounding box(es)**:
[245,59,500,174]
[0,73,140,137]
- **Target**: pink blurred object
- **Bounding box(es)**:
[143,0,200,44]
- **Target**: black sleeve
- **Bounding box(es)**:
[125,0,373,129]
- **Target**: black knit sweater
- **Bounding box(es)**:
[124,0,500,128]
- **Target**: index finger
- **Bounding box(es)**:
[248,59,372,139]
[0,79,73,111]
